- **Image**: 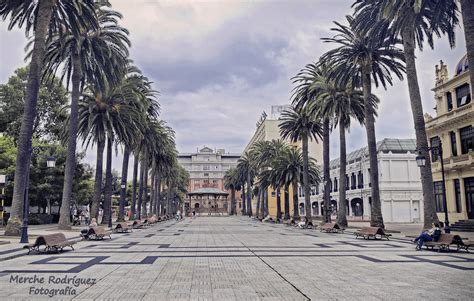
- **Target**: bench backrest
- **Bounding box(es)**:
[322,223,340,229]
[116,222,128,229]
[437,234,461,244]
[38,233,67,246]
[360,227,383,235]
[133,220,142,226]
[90,226,108,235]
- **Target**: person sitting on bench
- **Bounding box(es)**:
[298,217,309,229]
[80,218,98,239]
[414,222,441,250]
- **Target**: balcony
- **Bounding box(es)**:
[431,150,473,172]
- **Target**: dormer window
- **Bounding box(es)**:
[456,83,471,107]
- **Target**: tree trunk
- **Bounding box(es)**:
[302,134,311,220]
[292,178,299,220]
[241,189,246,216]
[101,138,113,225]
[6,0,54,236]
[155,171,162,214]
[231,187,236,215]
[260,185,266,218]
[90,138,105,220]
[167,180,172,215]
[58,53,81,230]
[401,28,439,228]
[276,187,282,220]
[362,66,384,229]
[117,146,130,222]
[255,188,261,218]
[137,161,144,219]
[247,173,252,217]
[142,157,148,217]
[323,118,331,223]
[461,0,474,96]
[284,183,290,220]
[150,172,155,215]
[336,123,348,227]
[131,156,138,217]
[264,189,269,216]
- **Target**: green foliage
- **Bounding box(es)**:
[0,67,69,143]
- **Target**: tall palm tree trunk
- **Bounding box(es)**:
[142,157,148,217]
[101,138,113,225]
[284,183,290,220]
[58,53,81,230]
[230,187,236,215]
[292,178,299,220]
[461,0,474,95]
[247,174,252,217]
[323,119,331,223]
[362,66,384,228]
[276,187,282,220]
[137,161,144,219]
[255,188,261,218]
[241,189,246,216]
[155,172,161,214]
[264,189,269,216]
[167,180,172,215]
[336,123,348,227]
[302,135,311,220]
[260,185,266,218]
[5,0,54,236]
[150,172,155,215]
[91,139,105,220]
[401,28,439,228]
[118,146,130,222]
[131,156,138,217]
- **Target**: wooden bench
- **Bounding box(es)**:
[24,233,75,254]
[114,222,131,233]
[320,223,345,233]
[424,234,472,252]
[132,220,144,229]
[85,226,112,240]
[354,227,391,240]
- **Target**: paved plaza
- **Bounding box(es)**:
[0,217,473,300]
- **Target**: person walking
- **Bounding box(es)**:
[83,209,90,225]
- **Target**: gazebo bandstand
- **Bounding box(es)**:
[186,188,229,216]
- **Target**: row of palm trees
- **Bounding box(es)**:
[227,0,472,229]
[2,0,183,234]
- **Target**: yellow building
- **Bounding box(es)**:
[425,55,473,225]
[243,106,323,218]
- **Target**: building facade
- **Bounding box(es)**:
[304,139,423,223]
[425,55,473,223]
[244,106,323,217]
[178,147,241,214]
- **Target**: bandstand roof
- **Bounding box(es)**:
[188,188,229,196]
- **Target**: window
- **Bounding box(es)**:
[345,175,349,190]
[465,177,474,215]
[456,83,471,107]
[368,169,371,187]
[203,165,210,170]
[351,173,356,190]
[316,185,319,195]
[460,126,473,154]
[329,179,333,192]
[212,180,218,183]
[447,92,453,111]
[333,178,338,192]
[271,191,276,197]
[311,186,317,196]
[434,181,445,212]
[358,171,364,189]
[203,173,209,177]
[430,136,441,161]
[450,131,457,156]
[454,179,461,213]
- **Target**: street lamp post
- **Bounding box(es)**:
[415,141,450,233]
[20,147,56,243]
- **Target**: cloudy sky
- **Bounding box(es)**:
[0,0,467,171]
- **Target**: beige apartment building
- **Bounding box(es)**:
[425,54,473,225]
[243,105,323,217]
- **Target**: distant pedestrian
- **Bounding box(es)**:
[83,209,90,225]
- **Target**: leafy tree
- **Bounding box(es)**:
[0,67,68,143]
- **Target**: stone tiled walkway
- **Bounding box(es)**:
[0,217,473,300]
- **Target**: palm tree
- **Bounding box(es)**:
[279,105,323,221]
[224,168,241,215]
[460,0,474,94]
[237,152,255,217]
[291,63,333,223]
[353,0,459,228]
[1,0,97,235]
[321,16,405,228]
[43,4,129,229]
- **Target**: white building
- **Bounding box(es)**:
[301,138,424,223]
